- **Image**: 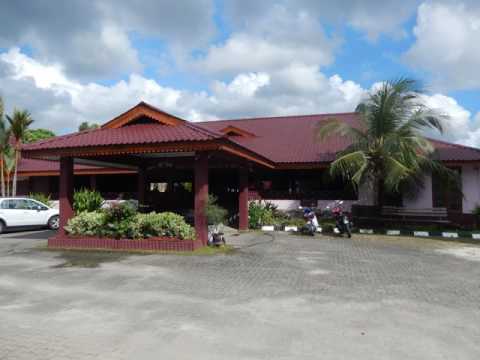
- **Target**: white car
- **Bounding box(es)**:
[0,197,59,234]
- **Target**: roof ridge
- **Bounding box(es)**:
[183,121,225,138]
[197,112,358,124]
[428,137,480,152]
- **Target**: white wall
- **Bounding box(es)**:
[462,164,480,213]
[403,174,433,209]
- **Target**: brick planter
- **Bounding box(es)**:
[48,235,202,252]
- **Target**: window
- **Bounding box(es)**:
[432,167,462,211]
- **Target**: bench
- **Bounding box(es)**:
[380,206,449,224]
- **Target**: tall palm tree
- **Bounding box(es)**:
[0,97,10,197]
[317,78,452,206]
[6,109,34,197]
[3,147,15,197]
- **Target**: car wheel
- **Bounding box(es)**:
[0,220,4,234]
[48,215,60,230]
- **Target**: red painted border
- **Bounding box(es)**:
[48,235,202,252]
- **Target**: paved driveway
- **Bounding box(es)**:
[0,230,479,360]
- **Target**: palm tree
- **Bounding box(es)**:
[0,97,10,197]
[3,147,15,197]
[6,109,34,197]
[317,78,452,207]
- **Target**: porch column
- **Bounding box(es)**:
[238,168,249,231]
[59,157,74,236]
[194,152,209,245]
[137,166,147,211]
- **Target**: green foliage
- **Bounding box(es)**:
[317,78,457,205]
[205,195,228,226]
[134,212,195,240]
[78,122,100,132]
[65,211,106,237]
[65,205,195,240]
[248,201,275,229]
[73,188,104,214]
[29,192,52,207]
[24,128,56,143]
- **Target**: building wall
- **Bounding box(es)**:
[462,164,480,213]
[403,173,433,209]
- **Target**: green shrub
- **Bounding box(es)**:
[134,212,195,240]
[205,195,228,226]
[473,205,480,216]
[73,188,104,213]
[248,201,275,229]
[65,211,106,237]
[29,192,52,207]
[64,206,195,240]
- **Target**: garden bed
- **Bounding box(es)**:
[48,235,203,252]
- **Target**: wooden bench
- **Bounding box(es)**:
[380,206,449,224]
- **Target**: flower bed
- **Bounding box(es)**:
[48,235,203,252]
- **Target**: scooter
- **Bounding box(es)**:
[299,207,319,236]
[208,224,226,246]
[326,200,352,238]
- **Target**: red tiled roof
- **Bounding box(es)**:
[22,107,480,165]
[199,113,358,163]
[23,123,223,151]
[200,113,480,164]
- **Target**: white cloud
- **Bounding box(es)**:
[405,1,480,90]
[1,48,479,151]
[193,6,337,75]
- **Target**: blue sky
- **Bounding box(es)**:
[0,0,479,145]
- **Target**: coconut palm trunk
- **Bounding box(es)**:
[6,109,34,197]
[0,157,4,197]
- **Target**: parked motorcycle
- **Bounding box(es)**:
[326,200,352,238]
[299,207,319,236]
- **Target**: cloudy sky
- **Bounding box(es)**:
[0,0,479,146]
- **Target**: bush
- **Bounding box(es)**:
[65,205,195,240]
[205,195,228,226]
[64,211,106,237]
[29,192,52,207]
[73,188,104,213]
[473,205,480,216]
[248,201,275,229]
[134,212,195,240]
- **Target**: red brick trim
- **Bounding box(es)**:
[48,235,202,252]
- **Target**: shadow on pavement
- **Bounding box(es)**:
[1,230,55,240]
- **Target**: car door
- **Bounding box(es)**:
[0,200,27,227]
[21,199,49,226]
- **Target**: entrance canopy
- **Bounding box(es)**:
[21,102,272,245]
[22,102,274,169]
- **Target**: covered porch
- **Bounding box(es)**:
[21,103,274,246]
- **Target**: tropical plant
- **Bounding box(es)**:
[6,109,34,196]
[205,195,228,226]
[316,78,456,206]
[248,201,275,229]
[29,192,53,207]
[3,147,15,197]
[73,188,104,213]
[0,97,9,197]
[24,128,56,143]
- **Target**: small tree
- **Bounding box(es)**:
[6,109,34,196]
[205,195,228,233]
[317,78,456,206]
[24,128,56,143]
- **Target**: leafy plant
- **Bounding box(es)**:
[473,205,480,216]
[65,211,106,237]
[24,128,56,143]
[73,188,104,213]
[134,212,195,240]
[248,201,275,229]
[205,195,228,226]
[29,192,52,207]
[317,78,458,206]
